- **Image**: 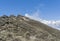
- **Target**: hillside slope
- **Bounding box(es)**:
[0,15,60,41]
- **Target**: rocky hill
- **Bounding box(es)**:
[0,15,60,41]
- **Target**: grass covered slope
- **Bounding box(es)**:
[0,15,60,41]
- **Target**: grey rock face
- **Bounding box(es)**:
[0,15,60,41]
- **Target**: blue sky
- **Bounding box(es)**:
[0,0,60,20]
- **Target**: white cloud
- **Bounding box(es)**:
[25,10,60,30]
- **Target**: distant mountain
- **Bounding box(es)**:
[49,24,60,30]
[0,15,60,41]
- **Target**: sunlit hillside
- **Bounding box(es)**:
[0,15,60,41]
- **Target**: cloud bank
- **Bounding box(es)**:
[25,11,60,30]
